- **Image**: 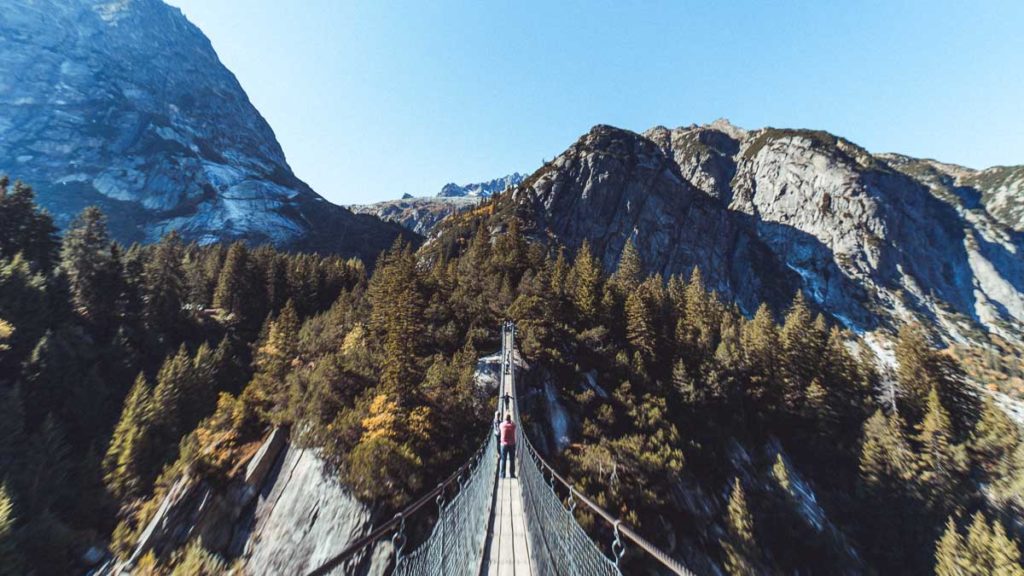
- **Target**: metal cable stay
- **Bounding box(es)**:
[306,322,695,576]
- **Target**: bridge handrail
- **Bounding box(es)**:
[508,327,695,576]
[305,435,491,576]
[307,332,510,576]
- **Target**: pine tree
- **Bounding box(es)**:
[625,277,660,363]
[666,273,686,322]
[994,441,1024,505]
[951,513,1024,576]
[610,239,643,298]
[151,346,192,448]
[969,396,1021,478]
[723,478,760,575]
[989,519,1024,576]
[743,304,776,363]
[246,301,301,422]
[103,373,155,500]
[0,254,51,361]
[772,454,792,493]
[822,326,863,420]
[569,241,602,325]
[803,378,836,438]
[0,384,24,471]
[143,231,185,339]
[860,410,917,487]
[0,483,22,575]
[21,415,71,515]
[858,409,920,571]
[0,178,59,271]
[182,342,219,429]
[966,512,994,575]
[60,207,120,334]
[264,252,288,313]
[895,323,942,421]
[714,313,742,369]
[915,387,968,510]
[741,303,779,403]
[213,241,255,321]
[682,268,717,359]
[493,217,528,280]
[368,244,425,401]
[934,516,965,576]
[779,293,825,410]
[550,247,569,301]
[20,328,102,441]
[671,360,700,405]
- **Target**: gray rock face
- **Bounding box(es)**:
[507,125,813,316]
[233,443,390,576]
[0,0,410,258]
[497,122,1024,345]
[112,429,390,575]
[438,173,525,198]
[963,166,1024,232]
[349,196,478,236]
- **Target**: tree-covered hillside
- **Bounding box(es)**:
[0,179,1021,574]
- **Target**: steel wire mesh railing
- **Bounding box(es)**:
[506,324,620,576]
[518,439,622,575]
[306,354,503,576]
[507,323,696,576]
[393,432,497,576]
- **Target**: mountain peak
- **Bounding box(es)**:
[437,173,526,198]
[707,117,747,138]
[0,0,411,258]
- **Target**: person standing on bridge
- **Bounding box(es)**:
[499,413,517,478]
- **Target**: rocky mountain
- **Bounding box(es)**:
[456,120,1024,349]
[349,174,526,235]
[349,196,476,235]
[0,0,411,259]
[438,173,525,198]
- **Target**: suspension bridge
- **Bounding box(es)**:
[308,323,694,576]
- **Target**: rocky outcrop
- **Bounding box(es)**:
[0,0,411,259]
[231,441,390,575]
[113,428,389,575]
[465,122,1024,347]
[963,166,1024,232]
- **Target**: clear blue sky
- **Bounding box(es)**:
[167,0,1024,205]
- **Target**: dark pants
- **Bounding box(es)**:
[500,443,517,478]
[495,434,501,455]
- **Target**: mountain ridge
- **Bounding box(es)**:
[438,173,525,198]
[348,173,528,235]
[0,0,413,259]
[433,121,1024,353]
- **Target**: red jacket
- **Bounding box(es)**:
[499,421,517,446]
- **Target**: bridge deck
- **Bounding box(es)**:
[481,331,534,576]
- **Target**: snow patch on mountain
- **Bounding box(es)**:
[438,173,526,198]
